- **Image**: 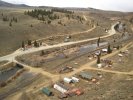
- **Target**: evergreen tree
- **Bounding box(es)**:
[42,16,45,22]
[97,22,99,26]
[30,24,33,27]
[97,37,100,47]
[40,42,42,46]
[14,18,18,23]
[40,50,45,56]
[25,8,73,21]
[37,42,40,47]
[9,22,12,27]
[117,45,120,50]
[48,20,51,24]
[34,40,38,47]
[107,44,112,54]
[58,20,62,24]
[97,55,101,64]
[28,40,32,46]
[22,41,25,48]
[3,16,9,21]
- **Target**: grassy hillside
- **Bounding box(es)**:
[0,7,129,57]
[0,7,92,56]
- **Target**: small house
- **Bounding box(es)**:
[65,88,83,96]
[64,77,73,84]
[118,54,123,57]
[75,89,84,96]
[71,77,79,83]
[102,49,108,53]
[95,51,101,56]
[79,72,93,80]
[42,87,53,96]
[59,66,73,73]
[54,83,69,94]
[97,64,102,68]
[64,38,69,42]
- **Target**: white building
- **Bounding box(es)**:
[102,49,108,52]
[72,77,79,83]
[54,84,68,94]
[63,77,73,84]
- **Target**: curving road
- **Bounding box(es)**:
[24,41,133,94]
[36,15,93,42]
[0,23,117,62]
[2,41,133,100]
[1,21,133,99]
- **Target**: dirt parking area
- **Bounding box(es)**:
[100,44,133,72]
[23,70,133,100]
[16,44,98,74]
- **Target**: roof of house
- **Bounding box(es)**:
[64,77,73,83]
[79,72,93,80]
[42,87,52,96]
[56,83,69,90]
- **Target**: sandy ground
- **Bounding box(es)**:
[5,41,133,99]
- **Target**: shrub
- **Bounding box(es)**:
[0,82,7,87]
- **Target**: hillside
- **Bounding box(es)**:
[0,7,93,56]
[0,3,131,57]
[0,1,133,100]
[0,0,28,7]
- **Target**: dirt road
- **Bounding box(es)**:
[13,41,133,87]
[23,41,133,95]
[0,23,117,62]
[64,41,133,77]
[6,39,133,100]
[36,41,133,91]
[83,15,88,21]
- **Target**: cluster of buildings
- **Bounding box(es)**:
[41,71,99,99]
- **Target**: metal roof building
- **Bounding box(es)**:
[42,87,53,96]
[54,83,69,94]
[79,72,93,80]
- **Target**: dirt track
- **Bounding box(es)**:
[0,22,116,62]
[4,24,133,100]
[10,41,133,95]
[62,42,133,77]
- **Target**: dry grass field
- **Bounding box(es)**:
[1,5,133,100]
[105,44,133,72]
[0,7,93,56]
[18,70,133,100]
[1,7,129,57]
[0,71,50,100]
